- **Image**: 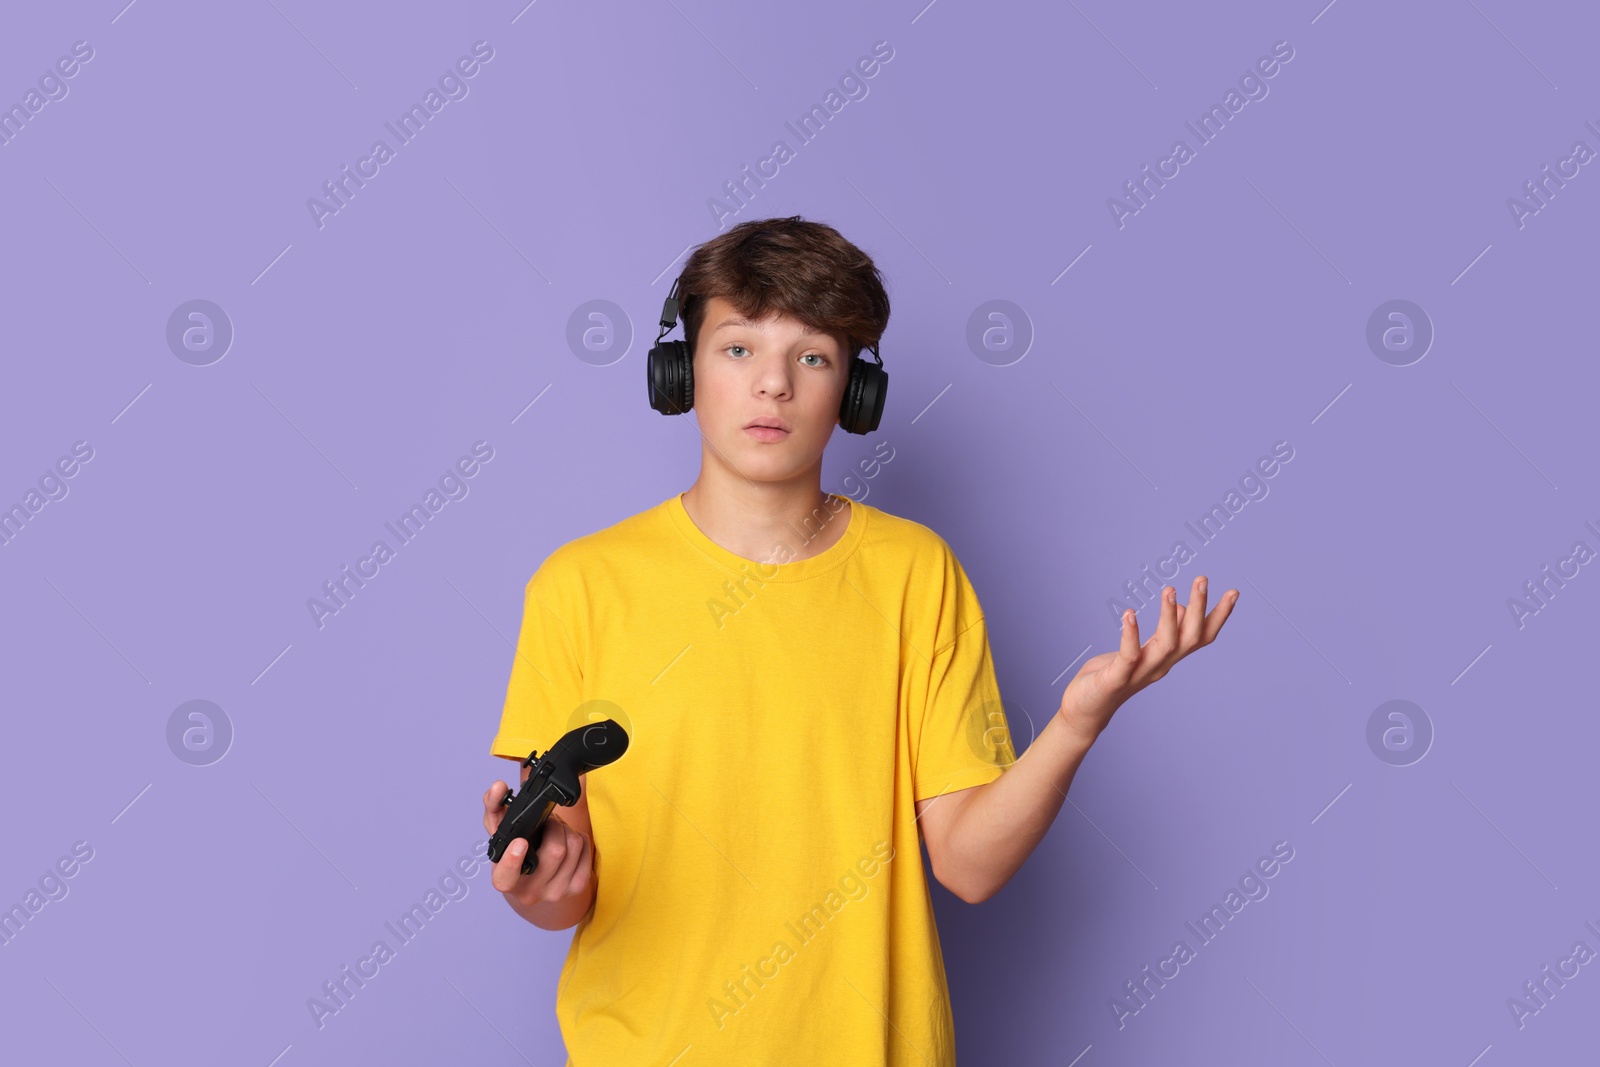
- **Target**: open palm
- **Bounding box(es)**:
[1055,575,1240,742]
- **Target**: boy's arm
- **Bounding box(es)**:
[918,578,1238,904]
[488,558,597,929]
[915,716,1095,904]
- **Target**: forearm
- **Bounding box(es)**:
[935,714,1099,903]
[507,876,596,931]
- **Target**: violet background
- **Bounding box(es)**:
[2,1,1596,1064]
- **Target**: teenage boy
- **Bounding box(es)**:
[482,216,1238,1065]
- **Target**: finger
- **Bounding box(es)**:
[533,819,572,887]
[1202,588,1240,643]
[541,823,585,899]
[1108,608,1140,686]
[490,836,530,894]
[1119,609,1140,659]
[483,781,509,834]
[550,826,588,899]
[1180,576,1208,648]
[1148,585,1179,657]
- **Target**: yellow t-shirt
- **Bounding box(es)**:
[489,491,1015,1066]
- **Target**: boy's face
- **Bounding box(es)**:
[691,295,850,485]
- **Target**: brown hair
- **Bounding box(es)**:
[676,216,891,364]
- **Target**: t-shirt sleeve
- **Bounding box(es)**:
[911,550,1017,802]
[489,558,585,763]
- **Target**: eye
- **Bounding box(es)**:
[725,345,750,358]
[800,354,827,368]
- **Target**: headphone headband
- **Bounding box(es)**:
[656,276,682,340]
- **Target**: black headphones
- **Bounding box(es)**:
[646,274,888,435]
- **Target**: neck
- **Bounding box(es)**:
[681,466,850,565]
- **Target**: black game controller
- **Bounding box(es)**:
[487,718,630,876]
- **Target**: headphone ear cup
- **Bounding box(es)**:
[681,342,694,412]
[647,339,694,415]
[839,357,888,435]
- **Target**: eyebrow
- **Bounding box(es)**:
[710,315,832,342]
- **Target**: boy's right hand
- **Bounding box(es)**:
[482,777,593,908]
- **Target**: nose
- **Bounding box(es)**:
[754,354,792,400]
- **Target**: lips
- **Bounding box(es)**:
[744,422,790,443]
[745,418,791,432]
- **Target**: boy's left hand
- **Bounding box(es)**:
[1054,575,1239,743]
